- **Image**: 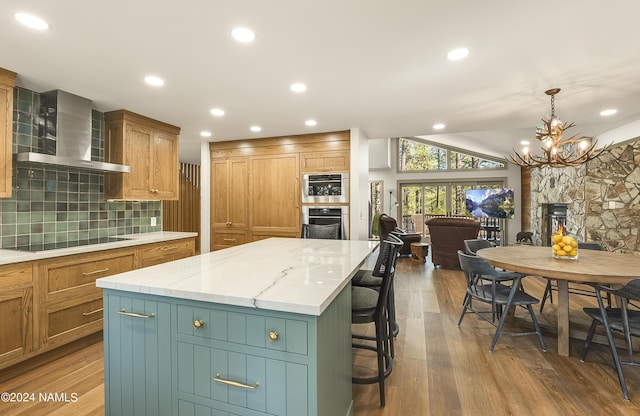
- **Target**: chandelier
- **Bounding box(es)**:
[507,88,609,168]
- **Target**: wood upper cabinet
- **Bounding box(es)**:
[300,150,349,173]
[211,158,248,250]
[0,263,34,369]
[250,154,300,239]
[0,68,16,198]
[104,110,180,200]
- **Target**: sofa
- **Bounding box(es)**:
[379,214,422,256]
[426,217,480,269]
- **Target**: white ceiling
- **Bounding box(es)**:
[2,1,640,164]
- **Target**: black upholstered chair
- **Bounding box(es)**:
[300,223,340,239]
[351,235,403,407]
[457,250,547,352]
[540,242,605,313]
[379,214,421,256]
[581,280,640,400]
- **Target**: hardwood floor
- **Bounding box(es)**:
[2,253,640,415]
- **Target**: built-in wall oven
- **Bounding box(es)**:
[302,206,349,240]
[302,173,349,204]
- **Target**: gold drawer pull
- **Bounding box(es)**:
[213,373,259,390]
[118,309,155,319]
[193,319,204,329]
[268,331,279,342]
[82,308,104,316]
[223,238,236,242]
[162,245,178,250]
[82,268,110,276]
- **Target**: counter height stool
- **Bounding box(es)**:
[300,223,340,239]
[351,236,403,407]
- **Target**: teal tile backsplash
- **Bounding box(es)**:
[0,87,162,250]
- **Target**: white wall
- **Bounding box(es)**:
[350,128,370,241]
[368,137,522,244]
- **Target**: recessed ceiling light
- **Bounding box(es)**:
[520,140,530,146]
[446,48,469,61]
[232,27,255,43]
[250,126,262,132]
[600,108,618,116]
[200,131,212,138]
[144,76,164,86]
[210,108,225,116]
[305,120,317,126]
[291,83,307,93]
[433,123,446,130]
[14,12,49,30]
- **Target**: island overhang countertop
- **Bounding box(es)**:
[96,237,378,316]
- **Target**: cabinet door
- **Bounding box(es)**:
[152,130,179,200]
[104,293,172,416]
[211,159,248,230]
[300,150,349,173]
[250,154,300,237]
[0,287,33,368]
[124,122,154,199]
[0,70,15,198]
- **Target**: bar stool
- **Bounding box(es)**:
[351,236,402,407]
[352,233,402,356]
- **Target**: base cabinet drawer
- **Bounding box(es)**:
[139,238,196,268]
[212,232,247,250]
[177,342,308,416]
[40,296,104,349]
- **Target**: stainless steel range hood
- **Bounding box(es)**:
[14,90,130,173]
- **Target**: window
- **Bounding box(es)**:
[397,137,505,171]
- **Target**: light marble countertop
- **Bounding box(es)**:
[0,231,198,265]
[97,238,378,316]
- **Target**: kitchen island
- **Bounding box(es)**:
[96,237,377,416]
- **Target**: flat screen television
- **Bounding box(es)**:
[465,188,515,219]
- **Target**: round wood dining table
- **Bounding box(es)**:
[477,245,640,356]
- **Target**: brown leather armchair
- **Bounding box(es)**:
[426,217,480,269]
[379,214,422,256]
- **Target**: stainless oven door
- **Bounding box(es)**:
[302,206,349,239]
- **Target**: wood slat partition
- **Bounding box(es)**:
[162,163,201,252]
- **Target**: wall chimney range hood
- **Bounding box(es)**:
[14,90,130,173]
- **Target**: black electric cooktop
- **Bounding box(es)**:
[4,237,130,252]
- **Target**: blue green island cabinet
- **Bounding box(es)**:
[103,285,353,416]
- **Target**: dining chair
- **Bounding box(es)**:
[457,250,547,352]
[351,235,403,406]
[539,241,607,313]
[300,223,340,239]
[463,238,495,255]
[580,279,640,400]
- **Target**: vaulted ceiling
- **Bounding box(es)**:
[2,1,640,163]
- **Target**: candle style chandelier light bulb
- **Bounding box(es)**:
[507,88,610,168]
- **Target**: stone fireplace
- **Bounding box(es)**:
[529,136,640,254]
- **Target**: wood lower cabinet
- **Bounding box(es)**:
[37,248,136,350]
[0,68,16,198]
[104,110,180,200]
[138,238,196,268]
[0,237,197,371]
[0,263,33,368]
